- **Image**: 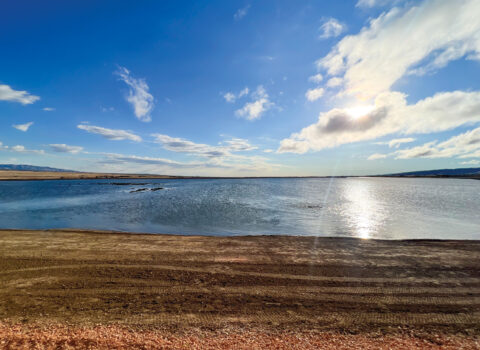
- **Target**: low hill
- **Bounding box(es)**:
[388,167,480,176]
[0,164,74,172]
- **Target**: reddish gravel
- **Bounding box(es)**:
[0,323,478,350]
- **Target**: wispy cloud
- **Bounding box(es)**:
[43,107,55,111]
[115,66,154,122]
[319,18,346,39]
[367,153,388,160]
[12,122,33,132]
[367,127,480,161]
[356,0,402,8]
[152,134,256,158]
[375,137,415,148]
[235,85,273,121]
[77,124,142,142]
[318,0,480,99]
[49,144,84,154]
[223,87,249,103]
[234,5,250,21]
[460,159,480,165]
[0,84,39,105]
[0,143,45,154]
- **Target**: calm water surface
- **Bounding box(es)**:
[0,177,478,240]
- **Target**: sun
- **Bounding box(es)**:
[346,105,375,119]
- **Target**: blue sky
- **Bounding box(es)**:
[1,0,480,176]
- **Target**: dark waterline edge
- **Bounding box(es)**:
[2,228,480,243]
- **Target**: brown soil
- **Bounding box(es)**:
[0,170,176,181]
[0,229,479,348]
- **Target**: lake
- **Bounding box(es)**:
[0,177,478,240]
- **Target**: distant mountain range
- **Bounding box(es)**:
[386,168,480,176]
[0,164,74,172]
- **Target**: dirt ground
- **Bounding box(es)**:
[0,170,177,181]
[0,229,479,348]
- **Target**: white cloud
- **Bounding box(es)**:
[234,5,250,21]
[223,92,236,103]
[77,124,142,142]
[326,77,343,88]
[152,134,256,158]
[49,144,84,154]
[0,84,39,105]
[460,159,480,165]
[318,0,480,99]
[115,66,154,122]
[223,87,249,103]
[43,107,55,111]
[235,85,273,120]
[305,87,325,102]
[279,90,480,153]
[356,0,401,8]
[368,127,480,161]
[308,74,323,83]
[10,145,44,154]
[12,122,33,132]
[375,137,415,148]
[367,153,388,160]
[319,18,346,39]
[101,153,206,169]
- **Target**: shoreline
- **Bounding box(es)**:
[2,227,480,242]
[1,169,479,181]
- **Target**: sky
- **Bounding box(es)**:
[1,0,480,176]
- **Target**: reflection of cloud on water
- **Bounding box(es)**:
[0,193,116,213]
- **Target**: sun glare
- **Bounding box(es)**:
[346,105,375,119]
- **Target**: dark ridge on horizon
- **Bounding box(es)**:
[384,167,480,177]
[1,164,480,179]
[0,164,75,172]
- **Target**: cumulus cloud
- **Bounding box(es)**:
[0,84,39,105]
[234,5,250,21]
[77,124,142,142]
[115,66,154,122]
[319,18,346,39]
[12,122,33,132]
[305,87,325,102]
[49,144,84,154]
[318,0,480,99]
[279,90,480,153]
[235,86,273,120]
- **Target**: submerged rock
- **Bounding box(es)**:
[129,188,148,193]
